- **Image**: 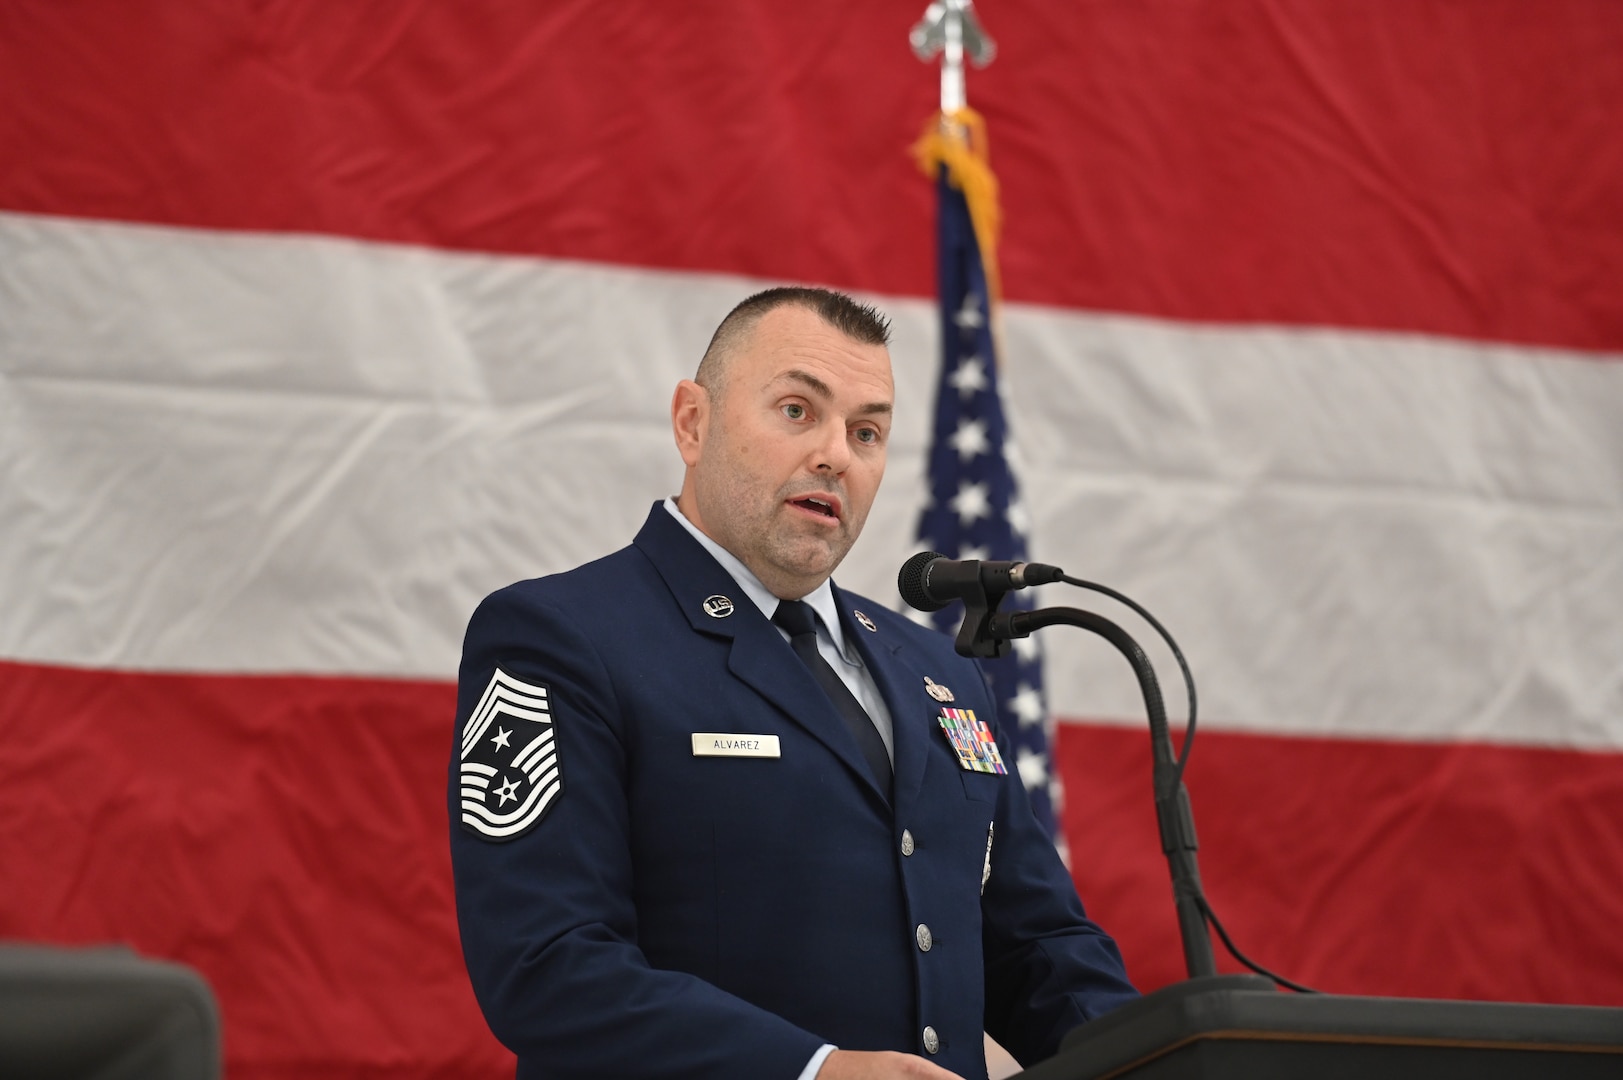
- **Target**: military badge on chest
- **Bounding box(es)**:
[459,668,563,841]
[936,707,1008,775]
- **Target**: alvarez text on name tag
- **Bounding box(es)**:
[691,733,781,758]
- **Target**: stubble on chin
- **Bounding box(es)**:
[786,522,860,580]
[755,510,848,585]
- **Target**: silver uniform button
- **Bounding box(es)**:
[922,1026,940,1054]
[916,923,933,952]
[900,829,915,856]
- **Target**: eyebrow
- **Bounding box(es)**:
[775,368,893,416]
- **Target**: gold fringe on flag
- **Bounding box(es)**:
[911,107,1003,307]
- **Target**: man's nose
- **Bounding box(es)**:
[809,420,851,473]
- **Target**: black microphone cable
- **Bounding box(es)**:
[1057,573,1197,792]
[1053,571,1318,994]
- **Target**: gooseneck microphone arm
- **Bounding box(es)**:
[991,605,1217,980]
[899,550,1314,991]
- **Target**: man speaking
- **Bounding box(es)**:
[449,287,1137,1079]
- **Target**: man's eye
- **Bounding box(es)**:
[782,403,806,420]
[854,427,878,444]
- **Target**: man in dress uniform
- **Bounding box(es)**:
[450,287,1137,1080]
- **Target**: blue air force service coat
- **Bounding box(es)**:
[449,505,1137,1080]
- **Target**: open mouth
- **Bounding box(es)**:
[791,495,840,520]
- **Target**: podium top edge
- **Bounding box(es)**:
[1030,977,1623,1080]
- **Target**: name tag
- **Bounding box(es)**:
[691,733,781,758]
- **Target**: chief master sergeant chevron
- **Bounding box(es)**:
[449,287,1138,1080]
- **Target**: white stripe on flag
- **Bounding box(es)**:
[1004,308,1623,752]
[3,211,1619,751]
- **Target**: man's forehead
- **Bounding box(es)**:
[763,366,894,412]
[721,305,891,397]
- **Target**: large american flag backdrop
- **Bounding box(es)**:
[2,3,1620,1077]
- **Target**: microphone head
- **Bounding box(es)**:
[898,550,951,612]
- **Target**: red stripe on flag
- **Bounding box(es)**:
[1,2,1620,351]
[8,657,1622,1080]
[1055,720,1623,1005]
[0,659,511,1080]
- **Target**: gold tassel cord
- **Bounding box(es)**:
[911,107,1003,307]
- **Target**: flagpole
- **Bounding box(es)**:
[911,2,1067,862]
[909,0,1225,984]
[910,0,996,116]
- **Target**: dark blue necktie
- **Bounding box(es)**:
[772,600,892,795]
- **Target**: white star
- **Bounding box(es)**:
[1007,498,1031,538]
[947,356,988,400]
[491,726,513,750]
[1013,635,1041,663]
[948,418,990,463]
[1007,683,1045,727]
[953,291,985,331]
[1016,748,1049,792]
[949,481,991,526]
[957,544,990,563]
[494,776,521,807]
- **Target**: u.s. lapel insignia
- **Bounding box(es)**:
[937,707,1008,775]
[702,594,735,618]
[923,676,954,702]
[853,609,878,633]
[458,668,564,841]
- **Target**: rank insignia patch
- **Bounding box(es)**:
[459,669,563,841]
[937,707,1008,775]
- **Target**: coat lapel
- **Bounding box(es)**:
[834,587,933,813]
[633,505,889,807]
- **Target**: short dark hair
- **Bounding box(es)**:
[695,286,891,395]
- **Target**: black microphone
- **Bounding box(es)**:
[897,551,1064,612]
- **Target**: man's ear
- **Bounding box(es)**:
[671,379,709,467]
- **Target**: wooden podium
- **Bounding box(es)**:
[1014,975,1623,1080]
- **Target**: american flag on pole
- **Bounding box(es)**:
[912,110,1064,850]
